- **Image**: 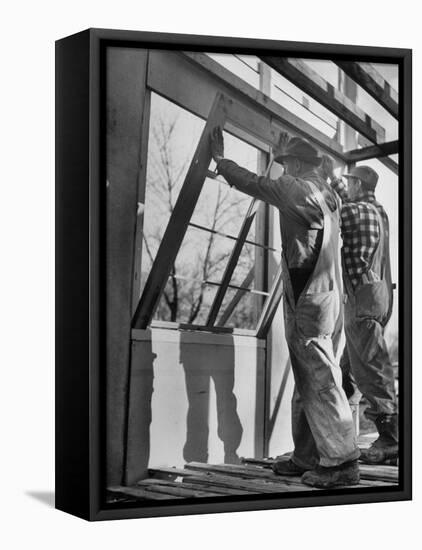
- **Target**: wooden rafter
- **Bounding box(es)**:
[345,140,399,163]
[261,56,386,145]
[336,61,399,119]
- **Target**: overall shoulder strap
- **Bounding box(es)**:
[366,202,388,279]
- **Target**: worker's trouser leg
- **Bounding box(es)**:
[288,333,360,468]
[344,308,397,422]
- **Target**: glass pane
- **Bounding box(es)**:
[155,278,219,325]
[191,177,252,238]
[217,288,260,330]
[139,93,206,298]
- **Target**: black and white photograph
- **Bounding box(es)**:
[3,0,422,544]
[98,34,410,515]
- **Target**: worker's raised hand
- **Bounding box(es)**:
[273,131,290,160]
[210,126,225,163]
[319,154,335,181]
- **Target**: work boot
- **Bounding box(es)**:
[360,414,398,464]
[272,457,308,476]
[301,460,360,488]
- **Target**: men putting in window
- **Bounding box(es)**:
[211,128,360,488]
[320,156,398,464]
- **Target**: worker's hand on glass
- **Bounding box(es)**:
[210,126,225,163]
[319,154,335,181]
[273,131,290,161]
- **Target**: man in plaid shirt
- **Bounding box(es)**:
[321,158,397,464]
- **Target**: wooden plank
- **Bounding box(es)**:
[262,56,386,145]
[184,476,256,495]
[148,51,346,162]
[108,485,181,500]
[186,462,306,486]
[336,61,399,119]
[188,472,316,493]
[149,466,206,478]
[139,478,249,496]
[345,140,399,163]
[136,481,221,498]
[132,93,227,329]
[150,465,310,493]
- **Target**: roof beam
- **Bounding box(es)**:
[159,51,345,161]
[261,56,386,145]
[345,140,399,163]
[357,136,399,176]
[336,61,399,119]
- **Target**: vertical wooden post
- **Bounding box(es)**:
[255,61,272,320]
[337,66,360,435]
[106,47,149,485]
[257,61,272,458]
[131,89,152,314]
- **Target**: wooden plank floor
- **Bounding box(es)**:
[108,456,399,502]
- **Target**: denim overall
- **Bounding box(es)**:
[284,182,360,469]
[342,203,397,422]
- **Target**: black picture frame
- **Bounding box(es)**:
[55,28,412,521]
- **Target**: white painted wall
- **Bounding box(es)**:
[126,328,267,481]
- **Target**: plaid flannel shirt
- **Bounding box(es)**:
[331,177,389,289]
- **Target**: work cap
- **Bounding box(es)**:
[343,165,379,190]
[274,136,322,167]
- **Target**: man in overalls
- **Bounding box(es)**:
[211,128,360,488]
[320,159,398,464]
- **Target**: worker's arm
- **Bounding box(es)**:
[215,158,294,207]
[318,154,350,203]
[210,126,293,208]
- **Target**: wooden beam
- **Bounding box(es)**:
[336,61,399,119]
[131,94,227,329]
[345,140,399,163]
[358,136,399,176]
[262,56,386,145]
[148,51,346,162]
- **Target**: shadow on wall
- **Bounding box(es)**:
[180,332,243,465]
[124,332,245,485]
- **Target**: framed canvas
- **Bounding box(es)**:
[55,28,412,521]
